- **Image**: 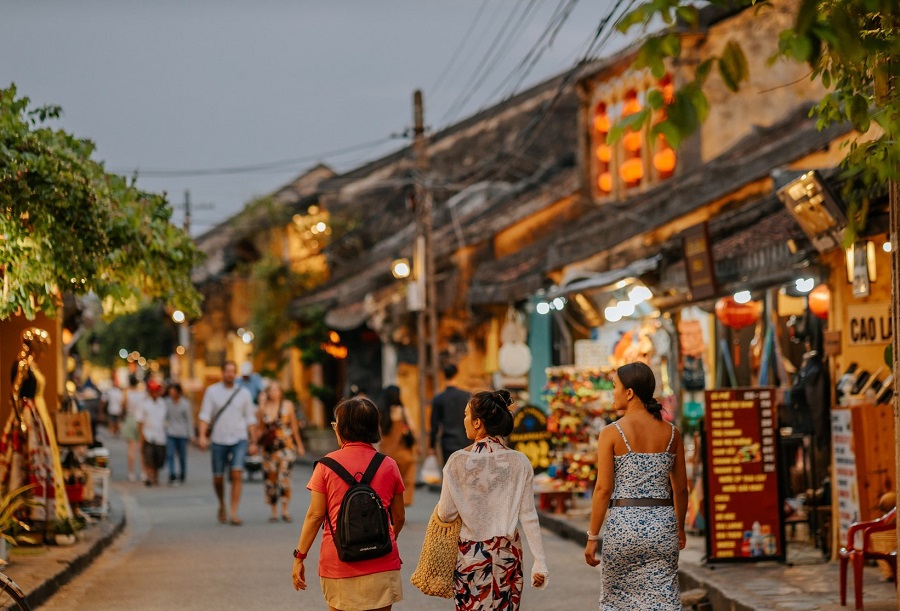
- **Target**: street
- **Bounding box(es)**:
[40,431,603,610]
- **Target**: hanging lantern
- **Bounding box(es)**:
[715,296,761,330]
[653,147,676,174]
[808,284,830,319]
[595,144,612,162]
[598,172,613,193]
[623,131,642,152]
[619,158,644,185]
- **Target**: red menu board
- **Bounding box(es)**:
[704,388,784,562]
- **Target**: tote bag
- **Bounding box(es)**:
[410,505,461,598]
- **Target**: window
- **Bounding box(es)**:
[590,71,677,200]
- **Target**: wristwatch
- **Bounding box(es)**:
[293,548,307,560]
[586,531,602,541]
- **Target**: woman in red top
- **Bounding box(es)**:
[291,396,406,611]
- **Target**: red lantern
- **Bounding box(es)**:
[715,297,761,330]
[808,284,830,319]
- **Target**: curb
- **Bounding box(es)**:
[11,492,126,609]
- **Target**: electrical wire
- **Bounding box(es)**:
[439,0,541,126]
[429,0,492,98]
[109,135,399,178]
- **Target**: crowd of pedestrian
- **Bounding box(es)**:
[96,358,686,610]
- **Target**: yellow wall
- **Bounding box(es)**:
[826,235,894,379]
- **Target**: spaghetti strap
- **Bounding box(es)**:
[613,422,632,452]
[665,422,676,453]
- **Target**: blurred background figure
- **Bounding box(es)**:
[137,379,168,487]
[428,364,470,466]
[236,361,263,405]
[120,378,145,482]
[165,382,194,486]
[256,381,305,522]
[378,385,417,506]
[103,381,124,437]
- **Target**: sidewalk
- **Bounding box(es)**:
[538,506,898,610]
[2,492,126,609]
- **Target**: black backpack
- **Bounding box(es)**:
[317,453,393,562]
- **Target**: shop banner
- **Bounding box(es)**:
[846,302,892,346]
[831,410,860,546]
[703,388,784,562]
[508,405,552,473]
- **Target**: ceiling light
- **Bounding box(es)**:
[734,290,752,304]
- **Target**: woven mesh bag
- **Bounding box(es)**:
[410,506,461,598]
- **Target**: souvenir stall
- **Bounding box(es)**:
[534,316,676,513]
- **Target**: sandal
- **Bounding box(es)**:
[230,518,243,526]
[217,508,227,524]
[282,514,293,523]
[268,516,279,523]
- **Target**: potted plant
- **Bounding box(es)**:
[0,484,40,562]
[51,516,84,546]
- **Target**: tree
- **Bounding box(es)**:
[0,84,202,320]
[615,0,900,577]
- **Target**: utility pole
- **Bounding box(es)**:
[183,189,192,234]
[412,90,441,437]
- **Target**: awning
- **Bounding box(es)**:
[546,255,661,298]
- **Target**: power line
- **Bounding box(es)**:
[109,135,398,178]
[439,0,540,126]
[429,0,492,98]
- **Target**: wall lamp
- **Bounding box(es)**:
[775,170,846,253]
[391,258,411,279]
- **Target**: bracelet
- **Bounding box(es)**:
[586,531,602,541]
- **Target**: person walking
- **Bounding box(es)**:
[198,361,257,526]
[120,379,145,482]
[164,382,194,486]
[136,380,168,487]
[428,364,470,466]
[256,380,305,522]
[291,396,406,611]
[236,361,264,405]
[584,362,688,610]
[377,385,417,506]
[103,381,124,436]
[437,389,548,610]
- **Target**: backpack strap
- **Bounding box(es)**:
[360,452,386,485]
[316,457,357,486]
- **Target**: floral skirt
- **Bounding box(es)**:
[263,447,295,505]
[454,531,523,611]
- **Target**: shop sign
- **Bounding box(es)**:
[508,405,551,473]
[703,388,784,562]
[831,410,860,546]
[683,223,717,301]
[846,303,892,346]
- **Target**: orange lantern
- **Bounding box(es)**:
[595,144,612,162]
[598,172,613,193]
[654,147,676,174]
[715,296,761,330]
[622,95,642,116]
[808,284,830,319]
[619,158,644,184]
[623,131,642,152]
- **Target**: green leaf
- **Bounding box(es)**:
[675,6,699,26]
[682,83,710,122]
[794,0,818,35]
[647,89,665,110]
[666,90,700,136]
[696,59,715,86]
[651,120,684,150]
[789,34,813,62]
[848,94,871,132]
[660,33,681,58]
[607,108,650,144]
[718,40,749,92]
[616,4,650,33]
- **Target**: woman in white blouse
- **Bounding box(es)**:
[437,389,548,610]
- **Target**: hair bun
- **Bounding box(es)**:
[644,397,664,420]
[494,389,512,409]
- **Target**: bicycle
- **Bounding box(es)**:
[0,565,31,610]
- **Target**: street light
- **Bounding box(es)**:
[172,310,185,324]
[391,258,411,279]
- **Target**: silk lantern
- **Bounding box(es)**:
[808,284,830,320]
[715,296,762,367]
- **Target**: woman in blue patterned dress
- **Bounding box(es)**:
[584,362,688,610]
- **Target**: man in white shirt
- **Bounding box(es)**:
[198,361,257,526]
[136,380,168,486]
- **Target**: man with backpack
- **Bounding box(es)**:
[290,396,406,610]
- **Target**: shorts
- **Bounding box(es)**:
[211,440,248,476]
[142,442,166,470]
[320,570,403,611]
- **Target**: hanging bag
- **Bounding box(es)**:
[410,505,462,598]
[56,395,93,446]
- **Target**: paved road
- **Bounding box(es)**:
[40,431,603,610]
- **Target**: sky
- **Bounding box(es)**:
[2,1,626,235]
